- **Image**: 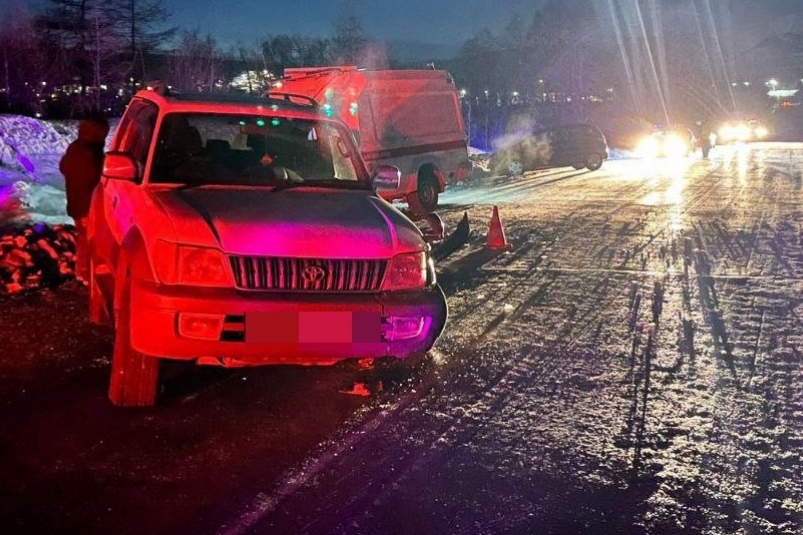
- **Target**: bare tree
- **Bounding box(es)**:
[0,4,46,113]
[332,3,367,65]
[31,0,129,115]
[168,29,221,92]
[84,5,124,114]
[110,0,176,91]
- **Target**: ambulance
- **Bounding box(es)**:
[269,66,471,213]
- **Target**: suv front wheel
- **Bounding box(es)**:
[108,255,160,407]
[585,153,603,171]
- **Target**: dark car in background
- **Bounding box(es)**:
[490,123,609,176]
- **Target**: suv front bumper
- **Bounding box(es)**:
[129,279,448,365]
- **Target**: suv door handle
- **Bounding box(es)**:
[112,197,118,209]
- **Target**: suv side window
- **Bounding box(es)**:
[114,99,158,180]
[552,128,568,145]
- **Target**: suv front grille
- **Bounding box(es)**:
[229,256,387,292]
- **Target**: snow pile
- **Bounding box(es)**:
[0,166,72,227]
[0,115,75,173]
[0,223,78,294]
[0,115,116,228]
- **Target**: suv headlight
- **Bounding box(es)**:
[382,251,433,291]
[153,240,234,287]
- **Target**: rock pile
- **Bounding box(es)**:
[0,224,77,295]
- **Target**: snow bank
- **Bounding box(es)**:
[0,115,118,228]
[0,115,76,173]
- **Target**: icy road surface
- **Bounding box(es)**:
[1,142,802,535]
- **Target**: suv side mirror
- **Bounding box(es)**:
[371,165,400,189]
[103,151,138,181]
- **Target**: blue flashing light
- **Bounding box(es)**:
[271,118,281,126]
[322,103,334,117]
[349,102,358,116]
[256,118,266,127]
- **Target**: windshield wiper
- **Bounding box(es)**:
[174,181,208,192]
[271,179,370,192]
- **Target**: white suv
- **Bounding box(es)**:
[88,89,448,406]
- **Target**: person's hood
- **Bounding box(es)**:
[148,187,426,258]
[78,120,109,144]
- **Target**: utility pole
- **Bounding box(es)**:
[3,45,9,100]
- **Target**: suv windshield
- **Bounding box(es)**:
[149,112,365,188]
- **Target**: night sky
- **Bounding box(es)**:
[9,0,803,50]
[7,0,542,47]
[161,0,545,47]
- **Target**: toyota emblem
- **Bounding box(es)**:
[302,265,326,284]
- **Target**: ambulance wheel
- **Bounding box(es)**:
[408,171,439,214]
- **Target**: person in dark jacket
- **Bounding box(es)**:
[59,117,110,283]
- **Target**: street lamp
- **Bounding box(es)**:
[766,79,780,109]
[457,89,471,141]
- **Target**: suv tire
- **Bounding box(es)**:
[585,153,603,171]
[108,257,160,407]
[408,171,439,214]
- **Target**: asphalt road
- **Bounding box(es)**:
[1,142,802,535]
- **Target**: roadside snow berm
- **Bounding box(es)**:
[486,205,511,250]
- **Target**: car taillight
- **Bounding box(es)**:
[382,251,428,291]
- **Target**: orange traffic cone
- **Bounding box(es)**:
[486,205,510,250]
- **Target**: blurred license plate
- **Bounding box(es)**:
[245,311,381,344]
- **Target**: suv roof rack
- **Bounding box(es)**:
[282,66,358,80]
[141,89,321,113]
[265,92,319,107]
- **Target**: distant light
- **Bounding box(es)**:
[768,88,798,98]
[271,118,280,126]
[256,118,266,127]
